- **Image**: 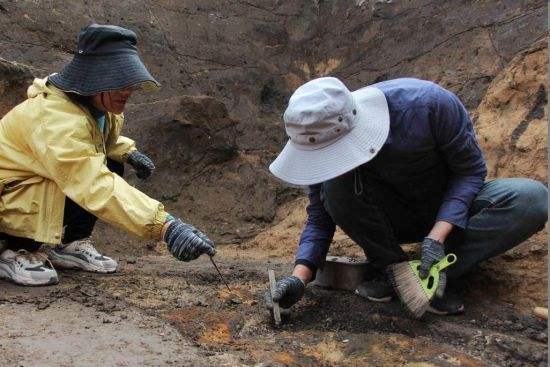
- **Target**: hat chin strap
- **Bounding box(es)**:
[100,92,109,112]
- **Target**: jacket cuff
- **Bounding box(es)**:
[436,200,468,229]
[435,214,467,230]
[295,259,318,282]
[151,204,169,240]
[120,148,137,163]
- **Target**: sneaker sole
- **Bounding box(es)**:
[367,295,393,303]
[354,289,393,303]
[0,263,58,286]
[49,251,117,274]
[426,304,465,316]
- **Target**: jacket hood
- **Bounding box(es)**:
[27,77,69,100]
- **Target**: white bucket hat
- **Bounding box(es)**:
[269,77,390,185]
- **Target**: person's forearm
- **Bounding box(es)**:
[427,220,454,243]
[294,184,336,277]
[292,264,313,285]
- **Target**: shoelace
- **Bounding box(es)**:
[72,238,100,257]
[14,249,54,269]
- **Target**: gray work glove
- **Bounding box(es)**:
[164,219,216,262]
[419,237,447,298]
[126,151,155,179]
[264,275,305,309]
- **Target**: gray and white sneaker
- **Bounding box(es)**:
[355,279,394,302]
[0,249,59,286]
[49,238,117,274]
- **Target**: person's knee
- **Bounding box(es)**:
[514,179,548,229]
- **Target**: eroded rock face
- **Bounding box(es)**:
[0,1,546,150]
[122,97,283,243]
[475,41,548,183]
[0,58,33,116]
[126,95,238,170]
[0,1,546,246]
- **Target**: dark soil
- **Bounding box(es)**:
[1,240,547,366]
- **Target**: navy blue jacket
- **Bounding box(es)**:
[295,78,487,272]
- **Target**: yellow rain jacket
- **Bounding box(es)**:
[0,78,167,244]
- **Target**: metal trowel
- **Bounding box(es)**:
[209,255,232,293]
[267,269,282,326]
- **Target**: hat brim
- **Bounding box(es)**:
[269,86,390,186]
[48,52,160,96]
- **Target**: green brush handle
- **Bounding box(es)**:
[425,253,457,299]
[408,253,458,301]
[432,253,457,273]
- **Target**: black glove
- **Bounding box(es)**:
[264,275,305,309]
[419,237,445,278]
[126,151,155,179]
[164,219,216,262]
[419,237,447,298]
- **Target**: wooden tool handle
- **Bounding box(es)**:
[268,269,282,326]
[533,307,548,320]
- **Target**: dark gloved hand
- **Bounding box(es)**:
[264,275,305,309]
[164,219,216,262]
[419,237,445,278]
[419,237,447,297]
[126,151,155,179]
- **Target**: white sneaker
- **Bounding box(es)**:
[0,249,59,286]
[49,238,118,274]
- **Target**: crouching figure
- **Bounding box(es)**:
[267,77,547,315]
[0,24,215,286]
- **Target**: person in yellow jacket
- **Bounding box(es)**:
[0,24,215,286]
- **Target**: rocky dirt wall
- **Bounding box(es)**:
[476,40,548,183]
[0,0,546,247]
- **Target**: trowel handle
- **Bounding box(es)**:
[433,253,457,272]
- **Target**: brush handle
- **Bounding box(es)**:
[268,269,282,326]
[433,253,457,272]
[534,307,548,320]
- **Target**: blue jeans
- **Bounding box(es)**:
[323,174,548,280]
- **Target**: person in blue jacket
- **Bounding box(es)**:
[267,77,547,315]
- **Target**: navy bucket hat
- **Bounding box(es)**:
[49,24,160,95]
